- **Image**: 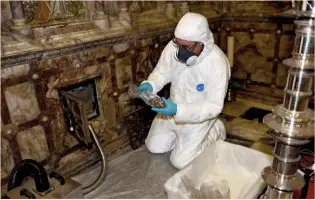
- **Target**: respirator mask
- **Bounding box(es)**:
[173,39,203,66]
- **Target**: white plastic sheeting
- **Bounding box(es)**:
[72,146,178,199]
[164,140,273,199]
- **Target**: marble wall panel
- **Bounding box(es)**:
[117,93,136,117]
[1,64,30,79]
[99,62,113,94]
[100,94,117,141]
[136,48,153,83]
[232,66,248,80]
[253,33,275,58]
[282,24,295,31]
[250,62,274,84]
[276,63,289,87]
[16,125,50,161]
[97,62,117,140]
[1,139,15,179]
[115,56,132,90]
[279,35,295,59]
[47,97,72,154]
[234,44,274,84]
[4,82,41,124]
[233,32,252,55]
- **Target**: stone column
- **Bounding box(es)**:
[156,1,166,12]
[118,1,131,28]
[165,2,176,19]
[9,1,26,26]
[9,1,33,37]
[180,2,190,16]
[103,1,122,30]
[94,1,110,30]
[84,1,95,20]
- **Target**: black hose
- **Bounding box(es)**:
[7,159,50,193]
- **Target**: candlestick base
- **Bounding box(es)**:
[225,78,236,103]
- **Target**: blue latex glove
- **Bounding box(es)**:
[152,97,177,116]
[137,82,153,92]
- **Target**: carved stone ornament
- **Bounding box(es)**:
[2,124,19,140]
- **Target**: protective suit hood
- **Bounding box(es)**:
[174,12,214,66]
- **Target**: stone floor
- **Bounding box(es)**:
[220,99,275,156]
[72,97,277,199]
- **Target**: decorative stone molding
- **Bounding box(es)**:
[38,112,52,125]
[1,26,175,68]
[2,124,19,140]
[28,68,42,83]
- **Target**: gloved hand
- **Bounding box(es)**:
[137,82,153,92]
[152,97,177,116]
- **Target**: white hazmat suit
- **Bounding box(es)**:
[144,13,231,169]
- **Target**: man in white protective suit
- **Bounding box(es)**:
[137,12,231,170]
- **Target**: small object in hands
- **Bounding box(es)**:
[151,97,177,116]
[128,84,165,108]
[147,95,165,108]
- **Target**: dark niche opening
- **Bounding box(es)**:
[61,79,99,120]
[58,79,100,147]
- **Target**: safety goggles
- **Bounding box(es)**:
[172,38,198,52]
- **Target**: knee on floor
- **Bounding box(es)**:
[145,139,169,154]
[170,155,188,170]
